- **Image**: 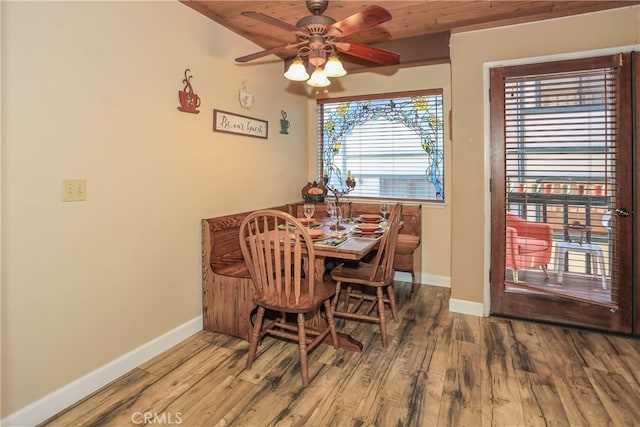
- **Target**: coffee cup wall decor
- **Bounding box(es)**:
[178,69,200,114]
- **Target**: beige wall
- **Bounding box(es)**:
[1,1,308,417]
[449,6,640,307]
[307,63,453,286]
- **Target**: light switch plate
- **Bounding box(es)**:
[62,179,87,202]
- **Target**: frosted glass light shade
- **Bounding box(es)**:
[307,67,331,87]
[284,59,310,81]
[324,54,347,77]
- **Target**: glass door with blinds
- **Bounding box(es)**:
[490,53,635,332]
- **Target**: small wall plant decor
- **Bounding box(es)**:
[280,110,290,134]
[177,69,200,114]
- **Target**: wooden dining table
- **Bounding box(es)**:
[303,217,385,351]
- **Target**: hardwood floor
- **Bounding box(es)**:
[40,283,640,427]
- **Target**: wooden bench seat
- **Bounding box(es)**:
[202,205,287,341]
[212,254,251,278]
[396,234,420,253]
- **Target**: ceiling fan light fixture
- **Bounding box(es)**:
[306,67,331,87]
[284,57,310,81]
[236,3,401,86]
[324,53,347,77]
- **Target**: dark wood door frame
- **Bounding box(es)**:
[489,53,637,334]
[634,51,639,335]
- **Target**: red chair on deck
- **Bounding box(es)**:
[506,213,553,283]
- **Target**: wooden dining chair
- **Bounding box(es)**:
[330,203,403,348]
[239,209,339,386]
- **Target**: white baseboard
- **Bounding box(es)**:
[395,273,479,315]
[393,273,481,316]
[449,298,485,317]
[2,316,203,427]
[393,271,414,283]
[421,273,451,288]
[393,271,451,288]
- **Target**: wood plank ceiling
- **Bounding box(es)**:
[180,1,638,71]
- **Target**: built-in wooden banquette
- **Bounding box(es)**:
[201,205,288,341]
[201,201,421,340]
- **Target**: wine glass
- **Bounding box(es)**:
[326,199,336,217]
[380,201,390,223]
[303,203,315,229]
[328,206,338,232]
[335,206,342,231]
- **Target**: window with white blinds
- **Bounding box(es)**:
[317,90,444,201]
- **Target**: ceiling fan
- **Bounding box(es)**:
[235,0,400,86]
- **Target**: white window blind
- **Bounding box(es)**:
[317,90,444,201]
[505,69,616,187]
[504,60,619,302]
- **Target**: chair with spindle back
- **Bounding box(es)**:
[239,209,339,386]
[330,203,403,348]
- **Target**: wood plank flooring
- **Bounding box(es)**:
[39,283,640,427]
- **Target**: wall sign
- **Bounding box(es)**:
[213,109,268,139]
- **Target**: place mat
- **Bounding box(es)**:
[313,235,348,247]
[278,224,298,231]
[278,223,323,231]
[351,231,384,239]
[299,218,322,228]
[341,218,360,225]
[324,222,347,231]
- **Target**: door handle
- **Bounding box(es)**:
[615,208,630,217]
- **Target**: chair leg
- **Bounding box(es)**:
[376,287,388,347]
[324,299,339,348]
[246,307,265,369]
[297,313,309,387]
[344,285,354,311]
[541,264,549,279]
[331,281,343,312]
[387,284,399,322]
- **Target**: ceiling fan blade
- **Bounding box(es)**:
[241,11,299,32]
[235,41,307,63]
[335,41,400,66]
[326,5,392,38]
